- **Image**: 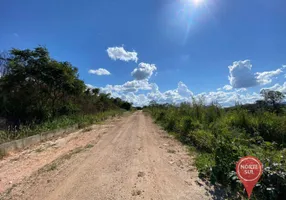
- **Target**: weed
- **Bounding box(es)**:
[62,147,83,160]
[10,157,20,162]
[35,148,45,153]
[167,149,176,154]
[82,127,92,132]
[46,163,57,171]
[85,144,94,149]
[0,150,6,159]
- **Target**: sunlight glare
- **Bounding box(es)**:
[193,0,204,6]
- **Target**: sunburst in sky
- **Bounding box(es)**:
[193,0,205,6]
[177,0,208,44]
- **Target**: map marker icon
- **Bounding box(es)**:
[236,156,263,199]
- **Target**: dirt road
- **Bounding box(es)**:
[0,111,212,200]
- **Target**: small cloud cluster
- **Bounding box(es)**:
[88,46,139,76]
[92,46,158,106]
[95,80,265,107]
[228,60,257,88]
[88,68,111,76]
[107,46,138,62]
[261,82,286,93]
[100,80,152,94]
[131,62,157,80]
[228,60,284,89]
[223,85,232,91]
[177,81,193,97]
[86,47,285,107]
[256,69,283,85]
[85,84,96,89]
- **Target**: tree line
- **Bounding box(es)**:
[0,46,132,132]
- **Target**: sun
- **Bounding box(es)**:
[183,0,206,7]
[193,0,204,6]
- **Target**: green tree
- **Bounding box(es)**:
[260,89,285,113]
[0,47,86,123]
[0,46,132,135]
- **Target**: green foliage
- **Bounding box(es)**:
[189,129,214,153]
[0,46,131,143]
[261,89,285,105]
[145,100,286,199]
[195,153,215,178]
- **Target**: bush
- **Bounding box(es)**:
[145,102,286,199]
[257,113,286,146]
[188,129,214,152]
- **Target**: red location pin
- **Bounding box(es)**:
[236,156,263,199]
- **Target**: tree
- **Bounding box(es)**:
[92,88,100,96]
[260,89,285,113]
[0,51,10,77]
[255,100,268,110]
[0,46,86,122]
[0,46,132,134]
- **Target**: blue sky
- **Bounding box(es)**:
[1,0,286,106]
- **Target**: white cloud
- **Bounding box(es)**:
[235,88,247,92]
[261,82,286,93]
[100,80,261,107]
[122,79,152,92]
[147,81,193,105]
[100,80,152,94]
[147,83,262,107]
[100,81,192,106]
[177,81,193,97]
[223,85,233,91]
[107,46,138,62]
[228,60,257,88]
[228,60,284,88]
[86,56,286,107]
[88,68,111,76]
[120,92,150,107]
[85,84,95,89]
[195,90,261,107]
[256,69,283,85]
[87,80,268,107]
[131,62,157,80]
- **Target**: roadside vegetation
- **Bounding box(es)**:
[144,91,286,200]
[0,46,132,144]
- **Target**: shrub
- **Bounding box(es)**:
[195,153,215,178]
[145,102,286,199]
[257,113,286,146]
[188,129,214,152]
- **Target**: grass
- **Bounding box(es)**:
[62,147,84,160]
[10,157,20,162]
[82,127,93,132]
[84,144,94,149]
[40,147,85,174]
[35,147,45,153]
[0,110,124,144]
[167,149,176,154]
[46,163,57,171]
[0,149,6,159]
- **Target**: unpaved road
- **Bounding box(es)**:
[0,111,213,200]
